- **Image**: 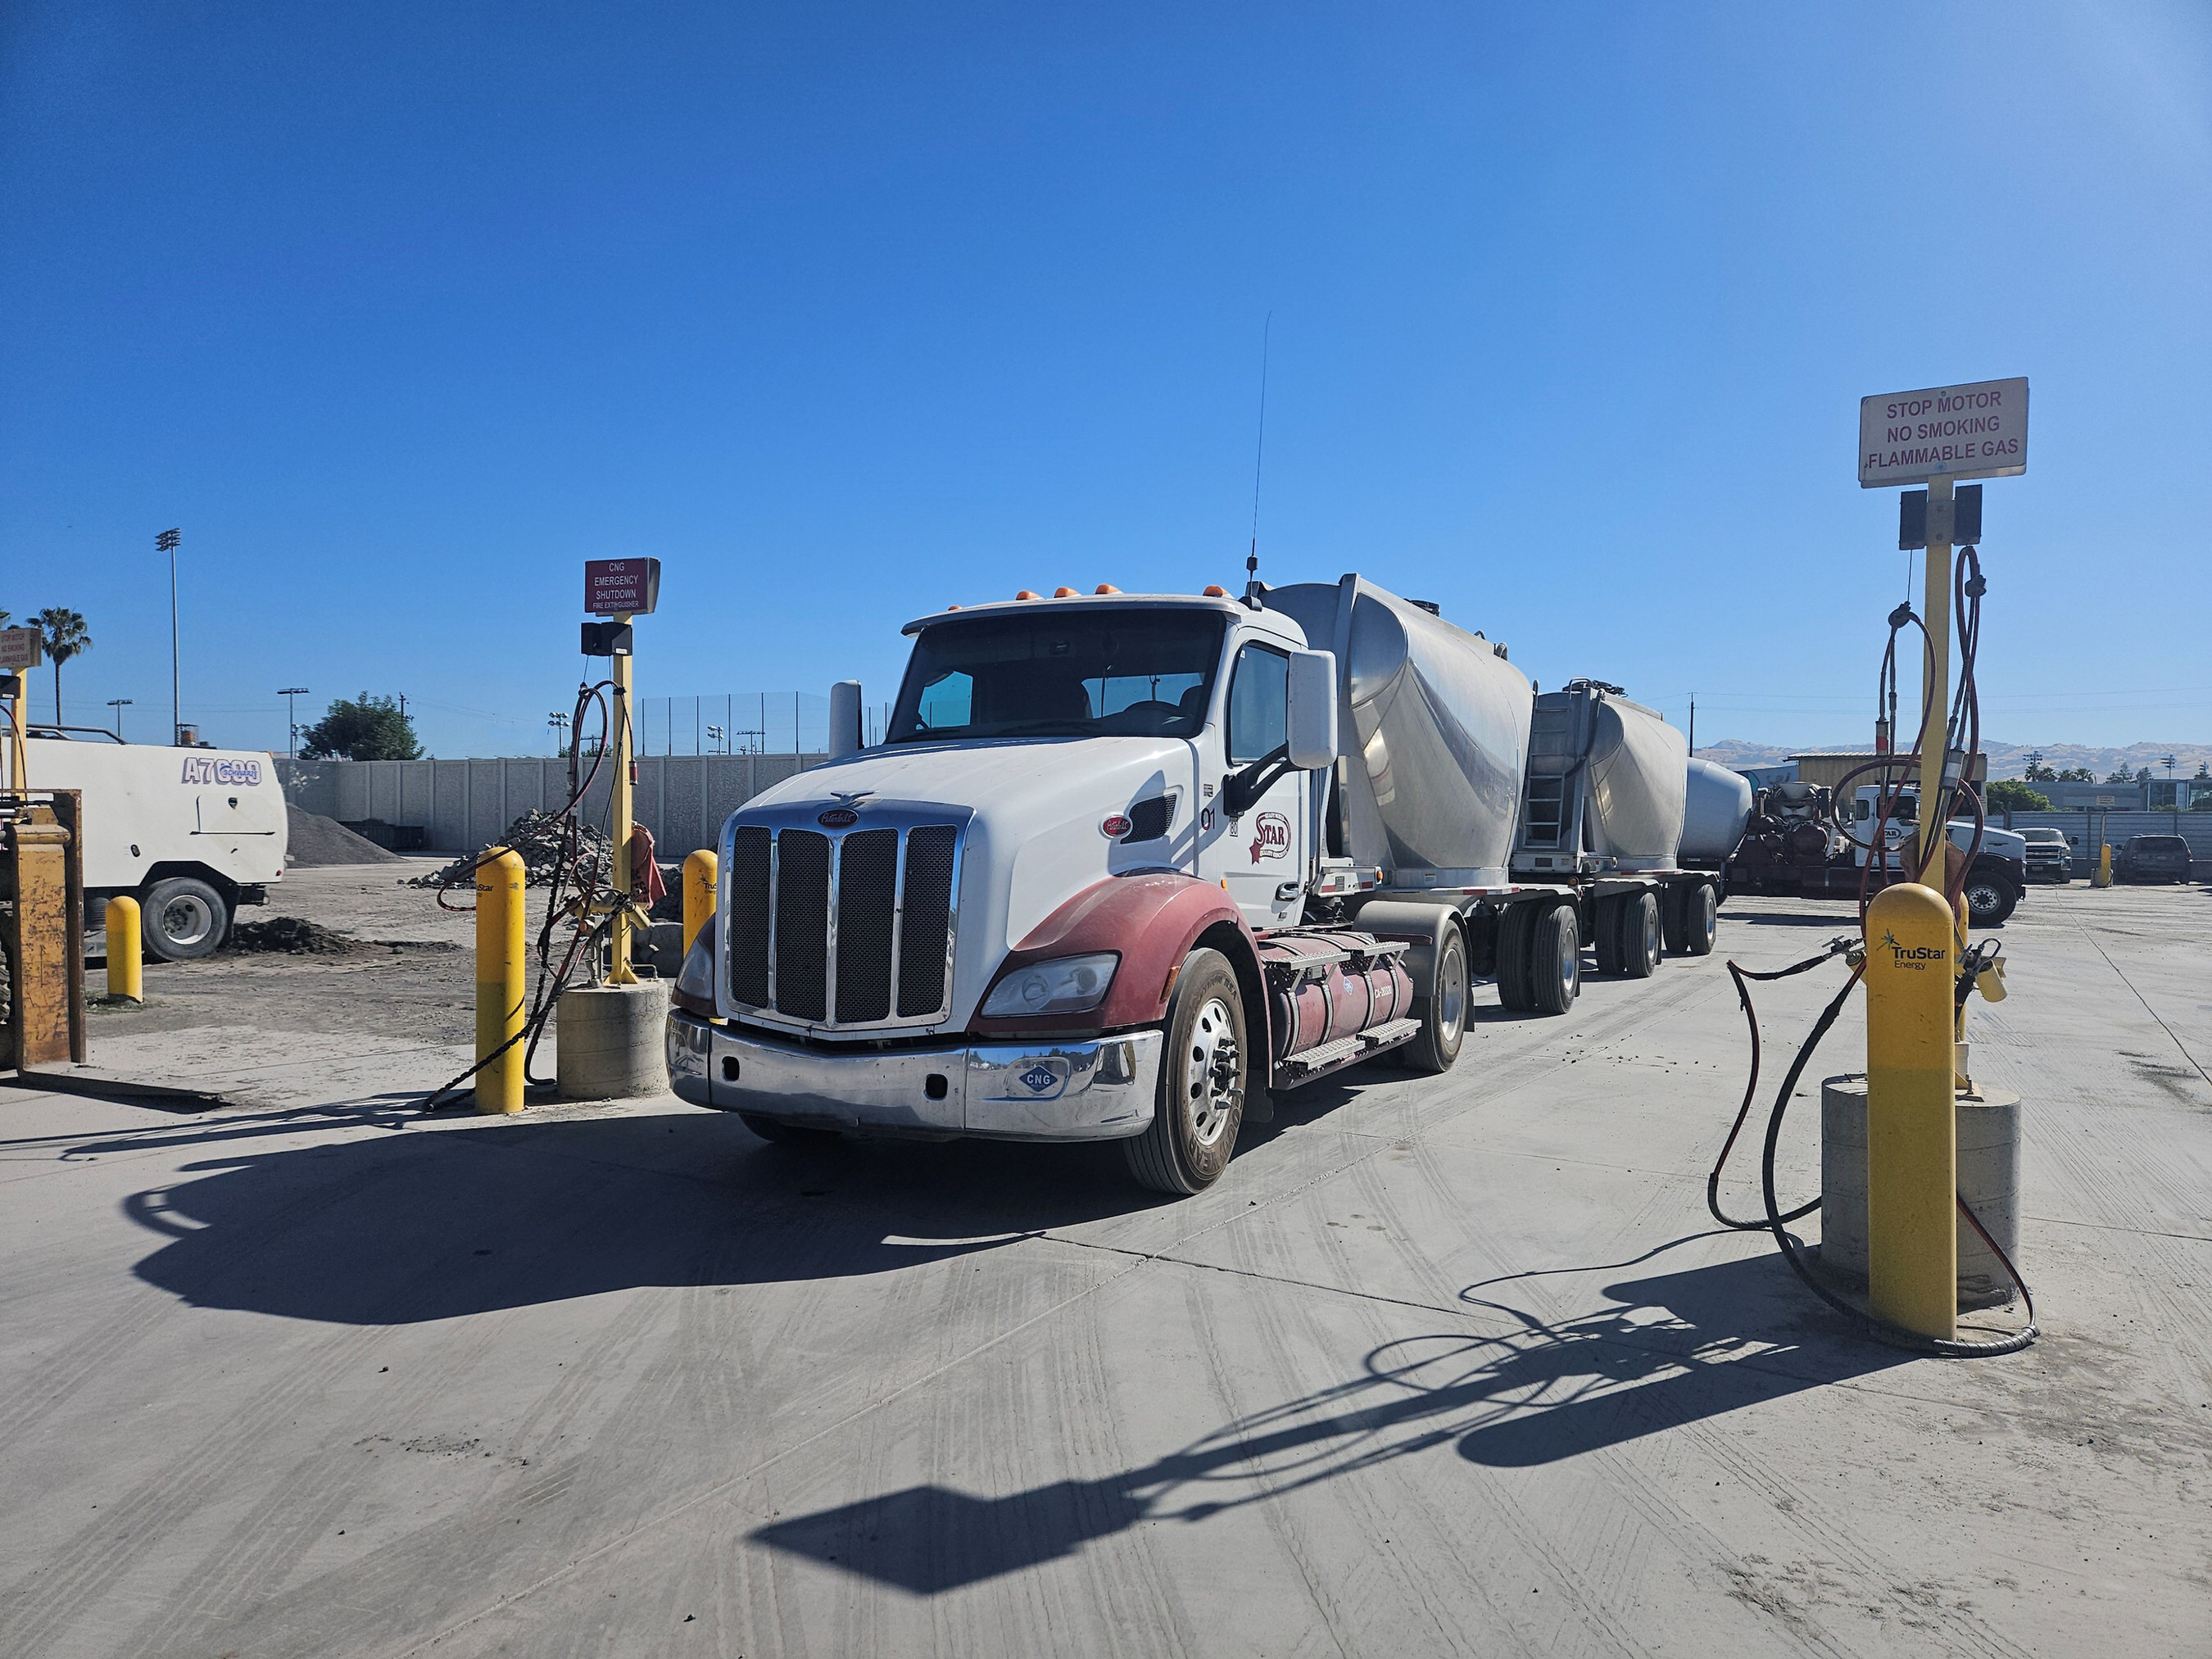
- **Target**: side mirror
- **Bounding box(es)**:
[828,680,863,759]
[1285,650,1338,769]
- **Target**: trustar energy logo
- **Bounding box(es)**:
[1249,810,1290,863]
[1875,928,1945,969]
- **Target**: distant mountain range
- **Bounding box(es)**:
[1694,739,2212,782]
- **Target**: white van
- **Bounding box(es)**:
[4,729,288,959]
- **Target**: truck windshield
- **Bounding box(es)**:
[888,610,1227,743]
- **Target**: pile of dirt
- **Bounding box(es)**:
[288,807,406,867]
[405,809,614,891]
[224,916,361,954]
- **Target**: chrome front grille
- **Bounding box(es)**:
[721,806,967,1032]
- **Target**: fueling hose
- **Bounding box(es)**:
[416,677,632,1111]
[1708,541,2037,1355]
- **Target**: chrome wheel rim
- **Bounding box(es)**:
[1558,924,1580,999]
[1183,996,1241,1147]
[162,894,214,949]
[1438,943,1467,1043]
[1966,883,2000,920]
[1641,904,1658,964]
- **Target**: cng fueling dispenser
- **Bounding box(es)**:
[1706,379,2036,1358]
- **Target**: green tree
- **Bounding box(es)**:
[1986,779,2051,814]
[2021,755,2056,782]
[2105,766,2134,783]
[300,693,423,760]
[32,607,92,725]
[2055,766,2095,782]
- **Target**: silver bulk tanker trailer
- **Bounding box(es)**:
[1681,757,1755,866]
[1512,679,1688,876]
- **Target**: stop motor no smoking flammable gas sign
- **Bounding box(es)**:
[1859,377,2028,487]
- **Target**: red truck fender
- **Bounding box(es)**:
[968,873,1266,1047]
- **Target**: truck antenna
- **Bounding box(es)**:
[1243,312,1271,610]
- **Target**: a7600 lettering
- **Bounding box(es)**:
[180,757,263,786]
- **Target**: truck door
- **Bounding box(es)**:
[1199,639,1305,927]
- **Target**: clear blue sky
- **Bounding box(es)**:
[3,2,2207,759]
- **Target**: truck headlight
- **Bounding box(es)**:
[674,916,718,1015]
[981,952,1119,1018]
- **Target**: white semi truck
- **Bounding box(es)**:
[667,576,1747,1193]
[2,730,287,959]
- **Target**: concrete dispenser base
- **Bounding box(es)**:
[1818,1073,2021,1309]
[556,980,671,1100]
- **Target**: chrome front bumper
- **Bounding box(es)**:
[666,1009,1161,1141]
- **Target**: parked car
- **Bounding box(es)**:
[2019,827,2072,884]
[2113,834,2193,885]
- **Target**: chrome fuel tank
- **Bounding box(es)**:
[1513,680,1688,874]
[1268,577,1531,887]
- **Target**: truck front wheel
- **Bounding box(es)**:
[1126,948,1247,1195]
[1964,874,2018,925]
[140,877,229,962]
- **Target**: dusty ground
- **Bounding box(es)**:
[2,869,2208,1657]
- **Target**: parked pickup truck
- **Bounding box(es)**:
[2,730,285,959]
[667,577,1729,1194]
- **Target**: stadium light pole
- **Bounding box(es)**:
[279,687,310,759]
[157,528,182,743]
[107,698,132,741]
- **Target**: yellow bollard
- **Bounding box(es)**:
[2092,842,2112,888]
[1864,882,1957,1339]
[104,895,143,1003]
[474,847,527,1115]
[682,849,717,959]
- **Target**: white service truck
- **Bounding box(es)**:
[2,731,287,959]
[667,576,1747,1194]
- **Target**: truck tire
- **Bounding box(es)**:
[1617,891,1661,978]
[737,1113,844,1150]
[1660,887,1688,954]
[1593,895,1624,974]
[1494,902,1536,1011]
[1530,904,1580,1015]
[140,877,229,962]
[1126,948,1248,1195]
[1964,873,2018,925]
[1681,882,1718,956]
[1396,918,1468,1074]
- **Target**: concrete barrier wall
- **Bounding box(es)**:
[279,754,829,856]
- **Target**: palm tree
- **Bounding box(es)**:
[33,607,91,725]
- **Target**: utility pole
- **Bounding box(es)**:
[107,698,132,741]
[1687,695,1695,755]
[279,687,310,759]
[157,528,182,744]
[2164,753,2178,829]
[549,710,569,755]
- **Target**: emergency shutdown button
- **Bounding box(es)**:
[585,558,661,616]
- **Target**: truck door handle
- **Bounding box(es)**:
[1275,881,1302,900]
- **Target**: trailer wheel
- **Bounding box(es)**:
[1126,948,1247,1195]
[1660,888,1688,954]
[1593,896,1625,973]
[1617,891,1661,978]
[1396,919,1468,1074]
[1494,903,1536,1011]
[140,877,229,962]
[1681,882,1718,956]
[1530,904,1580,1015]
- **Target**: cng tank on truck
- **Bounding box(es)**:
[1682,756,1754,863]
[1513,680,1688,874]
[1267,576,1531,887]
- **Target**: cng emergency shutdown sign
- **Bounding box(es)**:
[1859,377,2028,487]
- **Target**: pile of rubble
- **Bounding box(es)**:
[404,810,614,891]
[224,917,361,954]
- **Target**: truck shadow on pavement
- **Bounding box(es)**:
[120,1107,1157,1325]
[752,1242,1911,1596]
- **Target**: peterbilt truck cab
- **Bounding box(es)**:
[667,577,1720,1194]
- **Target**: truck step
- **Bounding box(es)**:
[1276,1018,1424,1082]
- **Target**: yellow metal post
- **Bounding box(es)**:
[1917,478,1953,885]
[474,846,527,1114]
[105,895,143,1003]
[1864,881,1958,1338]
[682,848,717,959]
[609,617,637,986]
[2093,841,2112,887]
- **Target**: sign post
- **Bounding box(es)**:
[585,560,660,986]
[1856,376,2027,1342]
[0,627,41,790]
